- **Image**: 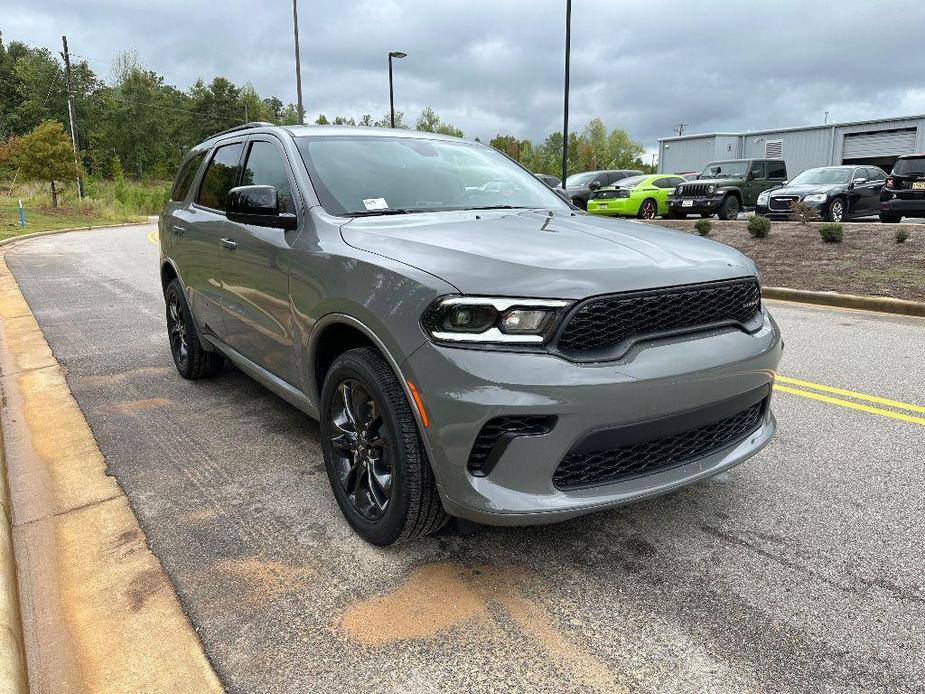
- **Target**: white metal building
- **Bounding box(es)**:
[658,115,925,177]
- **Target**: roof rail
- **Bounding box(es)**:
[210,121,274,139]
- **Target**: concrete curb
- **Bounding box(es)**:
[0,428,28,694]
[763,286,925,318]
[0,220,153,249]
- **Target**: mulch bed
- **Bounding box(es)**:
[643,219,925,303]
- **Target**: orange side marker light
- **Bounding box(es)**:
[407,381,429,427]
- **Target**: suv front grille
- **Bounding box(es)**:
[467,415,557,476]
[678,183,710,197]
[552,398,766,490]
[554,278,762,359]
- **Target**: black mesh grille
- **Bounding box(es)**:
[468,416,556,475]
[769,195,799,212]
[553,399,766,490]
[556,278,761,357]
[677,183,710,197]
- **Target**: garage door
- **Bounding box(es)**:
[843,128,917,159]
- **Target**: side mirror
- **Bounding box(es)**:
[588,181,601,191]
[853,177,867,187]
[781,180,788,186]
[227,185,297,230]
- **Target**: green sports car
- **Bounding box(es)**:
[586,173,686,219]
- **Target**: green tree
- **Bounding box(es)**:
[415,106,463,137]
[358,114,373,127]
[314,113,329,125]
[14,120,78,207]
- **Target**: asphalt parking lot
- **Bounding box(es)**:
[6,224,924,693]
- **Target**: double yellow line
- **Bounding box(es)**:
[776,375,925,427]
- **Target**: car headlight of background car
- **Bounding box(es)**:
[708,185,716,194]
[422,296,572,344]
[802,193,828,203]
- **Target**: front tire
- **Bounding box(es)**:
[826,197,846,223]
[164,279,224,379]
[636,198,658,220]
[717,195,740,221]
[320,347,448,545]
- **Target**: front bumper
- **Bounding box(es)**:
[667,195,723,214]
[403,309,782,525]
[756,198,826,220]
[587,197,635,216]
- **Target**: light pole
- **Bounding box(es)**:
[388,51,407,128]
[561,0,572,186]
[292,0,305,124]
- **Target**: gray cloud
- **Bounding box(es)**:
[5,0,925,150]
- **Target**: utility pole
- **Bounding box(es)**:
[291,0,305,125]
[60,35,83,198]
[674,122,689,137]
[561,0,572,187]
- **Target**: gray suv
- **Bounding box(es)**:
[160,123,782,545]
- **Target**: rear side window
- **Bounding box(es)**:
[767,161,786,179]
[171,152,205,201]
[749,162,766,179]
[197,143,244,211]
[241,141,295,213]
[893,157,925,176]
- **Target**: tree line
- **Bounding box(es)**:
[0,31,648,193]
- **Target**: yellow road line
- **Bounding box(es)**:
[775,385,925,427]
[776,375,925,414]
[145,229,159,245]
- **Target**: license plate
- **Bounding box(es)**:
[682,200,694,207]
[913,182,925,190]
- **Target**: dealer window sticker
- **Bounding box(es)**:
[363,198,389,210]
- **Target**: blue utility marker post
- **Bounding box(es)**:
[18,199,25,227]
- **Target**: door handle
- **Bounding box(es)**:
[171,224,186,235]
[220,238,237,250]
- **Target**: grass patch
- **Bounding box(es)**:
[0,178,167,241]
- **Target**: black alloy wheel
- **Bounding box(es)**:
[637,198,658,220]
[167,292,189,369]
[163,278,223,379]
[329,378,393,521]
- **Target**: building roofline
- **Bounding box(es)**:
[658,114,925,142]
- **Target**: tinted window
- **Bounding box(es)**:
[893,157,925,176]
[241,141,294,213]
[171,152,205,202]
[767,161,786,179]
[868,167,886,181]
[614,175,648,188]
[652,178,673,189]
[197,143,244,210]
[750,162,766,179]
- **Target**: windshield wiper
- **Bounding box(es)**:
[342,208,414,217]
[463,205,528,211]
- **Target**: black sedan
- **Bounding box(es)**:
[756,165,887,222]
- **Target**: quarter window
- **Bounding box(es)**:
[196,143,244,211]
[241,141,295,213]
[749,162,766,179]
[171,152,206,202]
[766,161,786,179]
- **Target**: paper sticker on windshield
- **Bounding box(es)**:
[363,198,389,210]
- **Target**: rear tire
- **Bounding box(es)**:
[572,197,587,211]
[717,195,740,221]
[636,198,658,220]
[164,279,224,380]
[320,347,448,545]
[879,213,902,223]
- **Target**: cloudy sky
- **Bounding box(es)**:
[6,0,925,152]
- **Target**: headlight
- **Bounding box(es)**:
[803,193,827,203]
[708,185,717,194]
[757,191,770,205]
[422,296,571,344]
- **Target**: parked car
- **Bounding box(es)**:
[679,172,701,181]
[667,159,787,220]
[756,166,887,222]
[880,154,925,223]
[534,173,562,189]
[564,169,643,209]
[586,173,686,219]
[160,123,781,545]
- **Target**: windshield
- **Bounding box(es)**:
[295,136,569,216]
[700,161,748,178]
[789,168,852,185]
[612,175,648,188]
[893,157,925,176]
[565,172,597,187]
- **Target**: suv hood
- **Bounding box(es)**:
[341,210,756,299]
[687,177,743,187]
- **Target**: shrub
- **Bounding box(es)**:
[789,200,820,224]
[819,223,844,243]
[747,215,771,238]
[895,227,910,244]
[694,218,712,236]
